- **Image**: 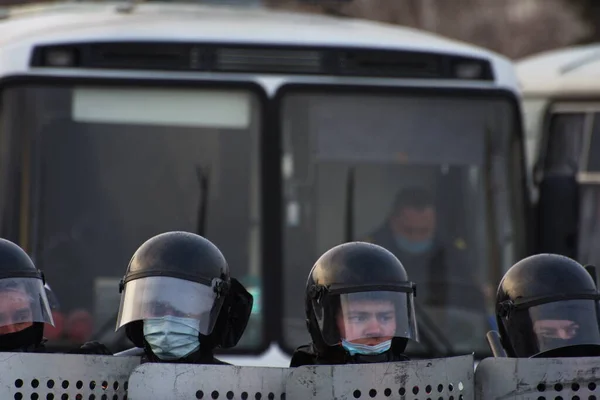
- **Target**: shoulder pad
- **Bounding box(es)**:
[290,344,317,367]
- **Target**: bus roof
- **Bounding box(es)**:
[516,43,600,97]
[0,1,518,93]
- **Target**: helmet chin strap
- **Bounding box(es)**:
[349,351,392,363]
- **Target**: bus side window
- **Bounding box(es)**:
[544,113,585,176]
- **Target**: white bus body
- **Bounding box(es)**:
[0,1,526,366]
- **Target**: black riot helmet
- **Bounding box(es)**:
[305,241,419,362]
[495,253,600,358]
[0,238,54,350]
[115,232,253,355]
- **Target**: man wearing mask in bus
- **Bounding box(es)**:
[364,186,474,308]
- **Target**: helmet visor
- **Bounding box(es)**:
[312,290,419,346]
[116,276,226,335]
[0,277,54,329]
[504,299,600,357]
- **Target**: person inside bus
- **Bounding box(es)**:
[290,241,419,366]
[363,186,484,312]
[115,231,253,364]
[492,253,600,358]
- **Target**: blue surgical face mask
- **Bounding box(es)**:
[395,235,433,255]
[143,315,201,360]
[341,339,392,356]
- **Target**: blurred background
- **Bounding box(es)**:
[3,0,598,366]
[3,0,598,59]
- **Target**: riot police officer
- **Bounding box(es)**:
[0,238,54,352]
[290,241,419,366]
[0,238,111,355]
[115,231,253,364]
[492,253,600,358]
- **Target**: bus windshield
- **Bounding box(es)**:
[0,84,264,351]
[279,90,526,357]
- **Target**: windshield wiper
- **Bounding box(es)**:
[91,165,212,348]
[196,165,210,237]
[33,156,47,266]
[343,166,454,358]
[345,167,355,242]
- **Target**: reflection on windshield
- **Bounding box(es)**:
[280,92,524,356]
[0,85,263,351]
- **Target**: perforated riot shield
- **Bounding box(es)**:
[286,354,474,400]
[475,357,600,400]
[127,364,291,400]
[0,352,140,399]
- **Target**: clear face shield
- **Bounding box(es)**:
[311,284,419,353]
[0,277,54,334]
[501,298,600,357]
[115,276,227,336]
[44,283,60,311]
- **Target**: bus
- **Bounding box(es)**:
[0,0,530,366]
[517,45,600,263]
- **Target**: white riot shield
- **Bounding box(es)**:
[128,364,291,400]
[476,357,600,400]
[286,354,474,400]
[0,353,140,399]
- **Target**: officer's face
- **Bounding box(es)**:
[392,207,436,241]
[0,289,33,334]
[533,319,579,340]
[146,301,204,320]
[147,302,185,318]
[337,300,396,345]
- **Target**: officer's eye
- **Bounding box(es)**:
[566,325,579,335]
[378,314,394,323]
[538,329,555,336]
[151,304,162,313]
[347,314,367,323]
[152,303,170,315]
[403,227,430,235]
